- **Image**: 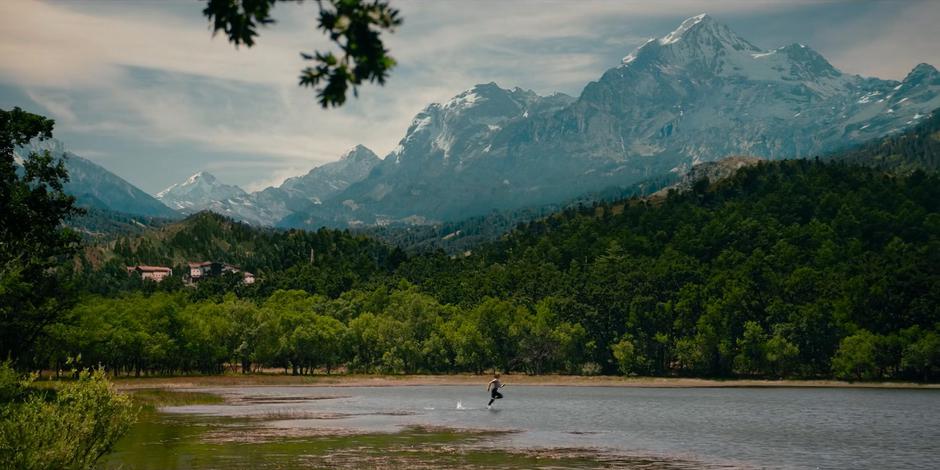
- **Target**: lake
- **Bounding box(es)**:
[105,385,940,469]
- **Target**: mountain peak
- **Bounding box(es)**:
[186,171,217,184]
[904,63,939,84]
[659,13,712,45]
[776,42,840,78]
[658,13,756,51]
[474,81,502,91]
[156,171,246,210]
[339,145,379,162]
[621,14,759,67]
[440,83,507,111]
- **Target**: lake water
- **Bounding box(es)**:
[115,385,940,469]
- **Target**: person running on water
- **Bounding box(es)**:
[487,373,504,408]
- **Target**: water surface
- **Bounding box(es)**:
[109,385,940,469]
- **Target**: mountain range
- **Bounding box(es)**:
[290,13,937,228]
[35,14,940,229]
[154,145,381,226]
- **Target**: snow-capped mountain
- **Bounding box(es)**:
[15,139,178,219]
[280,13,940,228]
[156,171,247,212]
[566,13,939,169]
[153,145,381,226]
[280,84,577,227]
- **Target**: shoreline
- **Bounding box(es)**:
[108,374,940,390]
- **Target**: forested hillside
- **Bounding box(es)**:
[831,108,940,171]
[57,159,940,381]
[394,160,939,379]
[68,207,174,240]
[77,212,405,297]
[362,172,677,254]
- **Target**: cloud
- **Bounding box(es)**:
[24,90,76,122]
[817,1,940,80]
[0,0,308,89]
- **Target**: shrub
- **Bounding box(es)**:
[0,366,137,469]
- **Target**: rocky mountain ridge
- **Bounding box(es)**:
[280,13,939,229]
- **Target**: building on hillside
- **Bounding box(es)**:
[187,261,256,284]
[188,261,214,279]
[126,265,173,282]
[188,261,238,279]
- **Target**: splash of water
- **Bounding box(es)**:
[456,401,465,410]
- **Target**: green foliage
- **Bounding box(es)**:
[901,329,940,381]
[832,331,880,380]
[733,321,767,376]
[0,363,25,404]
[1,107,82,367]
[50,283,589,376]
[0,365,136,469]
[764,328,800,377]
[611,337,638,376]
[203,0,401,107]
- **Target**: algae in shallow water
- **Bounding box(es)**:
[102,410,620,469]
[129,389,226,410]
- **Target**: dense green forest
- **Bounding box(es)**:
[44,159,940,381]
[400,160,939,380]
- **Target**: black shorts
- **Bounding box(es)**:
[491,389,503,399]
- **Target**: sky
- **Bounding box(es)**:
[1,0,938,194]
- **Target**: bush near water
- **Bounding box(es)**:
[0,363,136,469]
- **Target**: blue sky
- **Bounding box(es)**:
[1,0,938,193]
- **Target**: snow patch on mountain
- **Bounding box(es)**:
[660,13,708,45]
[156,171,247,212]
